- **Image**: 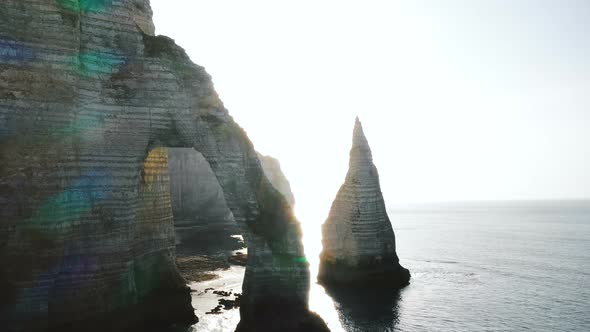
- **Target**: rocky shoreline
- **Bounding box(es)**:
[175,234,329,332]
[176,249,248,282]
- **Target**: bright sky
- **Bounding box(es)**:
[151,0,590,225]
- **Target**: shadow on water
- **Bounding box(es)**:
[324,285,401,332]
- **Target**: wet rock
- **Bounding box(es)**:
[219,295,241,310]
[228,252,248,266]
[206,305,224,315]
[213,290,232,297]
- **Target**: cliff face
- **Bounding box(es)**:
[167,148,294,255]
[257,153,296,208]
[167,148,232,225]
[167,149,294,225]
[0,1,319,330]
[319,118,410,288]
[167,148,238,258]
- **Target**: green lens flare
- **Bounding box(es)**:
[71,51,126,78]
[57,0,111,13]
[295,257,308,263]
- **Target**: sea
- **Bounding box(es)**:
[188,200,590,332]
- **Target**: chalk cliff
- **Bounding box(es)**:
[168,148,233,225]
[0,1,322,331]
[319,118,410,287]
[168,148,295,256]
[257,153,296,208]
[168,149,294,226]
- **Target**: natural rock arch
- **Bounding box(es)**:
[0,1,322,330]
[167,148,233,226]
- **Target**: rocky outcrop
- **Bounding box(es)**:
[0,1,322,331]
[319,117,410,288]
[168,149,294,226]
[168,148,295,256]
[167,148,233,225]
[167,148,238,257]
[257,153,296,207]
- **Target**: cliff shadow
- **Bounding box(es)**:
[324,285,401,331]
[164,147,329,331]
[167,147,244,258]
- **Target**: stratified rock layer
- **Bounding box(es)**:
[319,118,410,288]
[167,148,233,224]
[257,152,296,207]
[168,149,295,256]
[167,149,294,225]
[0,1,321,331]
[167,148,238,256]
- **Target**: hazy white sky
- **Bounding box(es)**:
[151,0,590,223]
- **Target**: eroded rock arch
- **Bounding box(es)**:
[0,1,320,330]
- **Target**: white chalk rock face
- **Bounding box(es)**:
[319,117,410,287]
[257,152,296,208]
[0,1,326,330]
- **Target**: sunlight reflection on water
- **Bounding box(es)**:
[299,201,590,332]
[188,266,244,332]
[300,212,346,332]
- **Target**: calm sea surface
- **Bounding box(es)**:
[190,200,590,331]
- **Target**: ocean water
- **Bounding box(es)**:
[192,200,590,331]
[313,200,590,332]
